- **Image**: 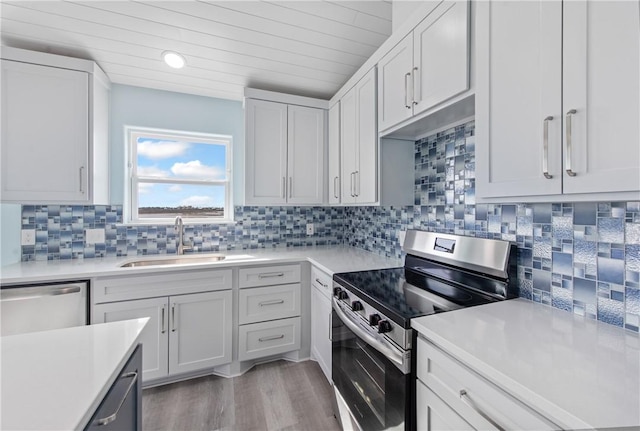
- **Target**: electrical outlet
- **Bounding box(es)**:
[21,230,36,246]
[85,228,105,244]
[306,223,314,236]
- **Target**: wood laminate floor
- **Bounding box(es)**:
[142,360,341,431]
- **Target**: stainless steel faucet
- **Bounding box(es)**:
[174,216,192,255]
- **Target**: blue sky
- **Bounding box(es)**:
[136,137,227,208]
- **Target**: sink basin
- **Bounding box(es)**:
[120,254,226,268]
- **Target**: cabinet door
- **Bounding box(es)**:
[245,99,288,204]
[168,290,232,375]
[328,103,341,204]
[355,68,378,204]
[378,33,413,132]
[413,0,470,115]
[340,85,358,204]
[311,285,332,383]
[475,1,563,198]
[416,380,474,431]
[287,105,325,204]
[93,298,169,381]
[562,1,640,194]
[1,60,89,202]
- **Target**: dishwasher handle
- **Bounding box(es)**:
[0,284,83,302]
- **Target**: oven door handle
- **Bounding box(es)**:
[333,297,408,373]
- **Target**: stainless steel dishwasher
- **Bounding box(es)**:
[1,281,88,336]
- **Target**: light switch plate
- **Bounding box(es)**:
[85,228,105,244]
[21,230,36,246]
[306,223,314,236]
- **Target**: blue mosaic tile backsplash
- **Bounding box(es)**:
[19,119,640,332]
[21,206,344,261]
[344,120,640,332]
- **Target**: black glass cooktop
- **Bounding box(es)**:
[333,263,509,328]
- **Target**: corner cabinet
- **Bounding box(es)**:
[1,47,110,204]
[378,0,470,132]
[340,68,377,204]
[476,0,640,201]
[92,269,233,383]
[245,90,326,205]
[310,266,332,383]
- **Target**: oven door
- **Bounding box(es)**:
[332,298,410,431]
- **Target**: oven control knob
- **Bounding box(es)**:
[369,314,381,326]
[333,287,342,297]
[337,291,349,301]
[378,320,393,334]
[351,301,364,312]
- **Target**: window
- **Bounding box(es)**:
[125,126,232,224]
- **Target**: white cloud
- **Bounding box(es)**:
[168,185,182,192]
[138,165,170,178]
[137,140,189,160]
[171,160,225,180]
[180,195,214,208]
[138,183,154,194]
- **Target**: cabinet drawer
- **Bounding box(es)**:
[93,269,232,303]
[311,266,332,299]
[238,264,301,288]
[416,337,559,430]
[238,317,301,361]
[239,283,301,325]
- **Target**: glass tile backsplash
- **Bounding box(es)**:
[19,119,640,332]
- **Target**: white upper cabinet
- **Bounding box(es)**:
[328,103,341,204]
[245,90,326,206]
[378,0,470,133]
[476,0,640,201]
[1,47,110,204]
[341,68,378,205]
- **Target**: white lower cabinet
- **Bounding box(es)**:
[92,269,233,383]
[416,337,559,430]
[310,266,332,383]
[237,264,302,361]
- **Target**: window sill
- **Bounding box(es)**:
[118,219,236,227]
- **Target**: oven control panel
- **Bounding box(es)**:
[332,283,412,351]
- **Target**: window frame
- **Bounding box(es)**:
[124,126,233,225]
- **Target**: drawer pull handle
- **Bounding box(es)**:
[315,278,328,288]
[459,389,505,431]
[259,299,285,307]
[258,272,285,279]
[258,334,285,342]
[93,371,138,426]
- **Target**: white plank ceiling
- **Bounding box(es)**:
[0,1,392,101]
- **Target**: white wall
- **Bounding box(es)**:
[109,84,245,205]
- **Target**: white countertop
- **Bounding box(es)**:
[412,299,640,430]
[1,318,148,431]
[0,246,402,285]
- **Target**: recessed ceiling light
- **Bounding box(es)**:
[162,51,186,69]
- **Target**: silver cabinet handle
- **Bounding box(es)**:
[354,171,360,197]
[565,109,578,177]
[161,305,166,334]
[412,67,419,105]
[93,372,138,426]
[315,278,328,288]
[258,272,284,279]
[282,177,286,199]
[259,334,284,342]
[79,167,85,193]
[404,72,412,109]
[328,310,333,342]
[543,116,553,179]
[459,389,505,431]
[350,172,355,197]
[333,176,339,199]
[288,177,293,199]
[171,304,176,332]
[259,299,285,307]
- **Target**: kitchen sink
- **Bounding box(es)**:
[120,254,226,268]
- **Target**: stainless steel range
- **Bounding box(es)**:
[331,230,518,431]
